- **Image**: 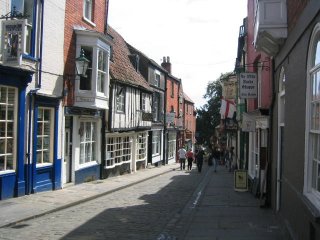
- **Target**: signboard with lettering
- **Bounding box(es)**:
[2,19,26,66]
[239,73,257,99]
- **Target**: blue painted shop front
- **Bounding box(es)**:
[0,66,32,200]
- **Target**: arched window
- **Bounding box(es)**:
[276,67,285,212]
[305,23,320,209]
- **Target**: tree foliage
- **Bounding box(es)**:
[196,72,232,147]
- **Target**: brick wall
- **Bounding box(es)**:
[64,0,107,105]
[287,0,310,32]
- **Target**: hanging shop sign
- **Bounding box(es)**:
[142,112,153,121]
[241,113,256,132]
[239,72,257,99]
[1,19,27,66]
[223,81,237,99]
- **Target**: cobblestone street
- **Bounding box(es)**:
[0,167,205,240]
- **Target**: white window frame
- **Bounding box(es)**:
[36,107,54,167]
[116,85,125,113]
[97,49,107,93]
[0,86,17,174]
[248,129,259,178]
[105,135,132,169]
[168,133,176,159]
[83,0,96,26]
[304,23,320,210]
[79,120,97,165]
[152,131,161,156]
[136,133,147,162]
[155,71,160,87]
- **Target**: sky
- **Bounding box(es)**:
[108,0,247,108]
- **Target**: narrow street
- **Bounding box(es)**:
[0,164,286,240]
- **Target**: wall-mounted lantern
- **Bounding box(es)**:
[75,49,90,77]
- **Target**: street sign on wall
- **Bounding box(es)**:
[239,72,257,99]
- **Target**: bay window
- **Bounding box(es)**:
[106,135,132,168]
[79,46,93,91]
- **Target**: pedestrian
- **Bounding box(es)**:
[186,148,194,171]
[230,146,236,171]
[178,146,187,170]
[212,147,220,172]
[196,148,204,173]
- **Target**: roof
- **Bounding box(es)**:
[183,92,194,104]
[107,26,152,91]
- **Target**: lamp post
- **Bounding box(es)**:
[75,49,90,77]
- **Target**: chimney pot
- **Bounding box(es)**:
[163,56,166,63]
[167,56,170,63]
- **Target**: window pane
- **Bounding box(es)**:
[0,156,4,171]
[7,122,13,137]
[36,152,42,164]
[7,155,13,170]
[37,137,42,149]
[0,88,6,103]
[43,151,50,163]
[315,40,320,66]
[43,137,50,149]
[0,106,6,120]
[38,108,43,121]
[44,122,50,135]
[37,122,43,135]
[0,122,5,137]
[0,139,5,154]
[44,109,50,121]
[7,106,14,120]
[7,88,15,104]
[7,138,13,153]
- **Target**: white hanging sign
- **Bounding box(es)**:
[239,73,257,99]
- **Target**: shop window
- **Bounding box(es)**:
[152,131,161,156]
[106,135,132,168]
[36,107,54,165]
[79,121,97,164]
[0,86,17,173]
[136,133,147,161]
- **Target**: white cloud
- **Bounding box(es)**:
[108,0,247,108]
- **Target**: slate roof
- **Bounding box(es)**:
[107,26,152,92]
[183,92,194,104]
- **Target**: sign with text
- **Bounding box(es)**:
[239,73,257,99]
[234,170,248,192]
[2,19,27,66]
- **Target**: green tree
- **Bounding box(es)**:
[196,72,232,148]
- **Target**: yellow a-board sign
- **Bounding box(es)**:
[234,170,248,192]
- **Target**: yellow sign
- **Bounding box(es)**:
[234,170,248,192]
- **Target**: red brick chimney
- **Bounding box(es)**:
[161,56,171,74]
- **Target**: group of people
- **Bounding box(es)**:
[178,145,236,173]
[178,147,205,173]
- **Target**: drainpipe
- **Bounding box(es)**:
[26,88,40,195]
[163,73,167,165]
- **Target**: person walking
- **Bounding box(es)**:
[212,147,220,172]
[186,149,194,171]
[178,146,187,170]
[196,148,204,173]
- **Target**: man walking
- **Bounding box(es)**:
[178,146,187,170]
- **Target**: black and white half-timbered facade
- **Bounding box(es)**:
[103,26,153,178]
[127,44,166,166]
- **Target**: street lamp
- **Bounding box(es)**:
[75,49,90,77]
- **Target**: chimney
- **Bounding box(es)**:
[161,56,171,74]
